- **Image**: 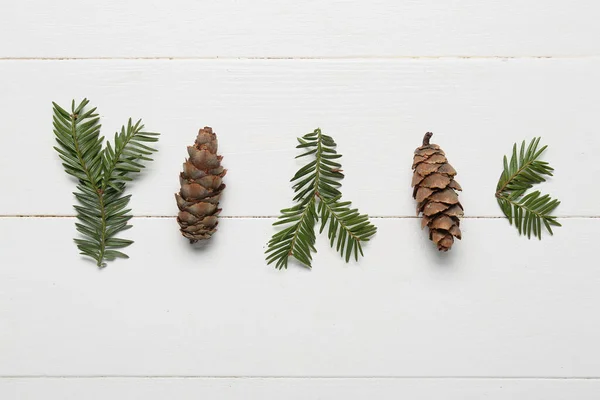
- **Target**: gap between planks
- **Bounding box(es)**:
[1,375,600,380]
[1,56,599,61]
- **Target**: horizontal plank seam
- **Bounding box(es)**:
[1,56,600,61]
[2,375,600,380]
[0,215,597,219]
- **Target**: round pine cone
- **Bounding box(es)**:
[412,132,463,251]
[175,127,226,242]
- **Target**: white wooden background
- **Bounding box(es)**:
[1,1,600,398]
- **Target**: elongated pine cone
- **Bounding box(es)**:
[176,127,226,243]
[412,132,463,251]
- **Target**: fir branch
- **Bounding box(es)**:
[495,137,561,239]
[53,99,159,267]
[291,129,343,203]
[102,119,159,190]
[265,128,377,269]
[266,198,318,269]
[318,196,378,262]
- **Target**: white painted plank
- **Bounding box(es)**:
[2,378,600,400]
[0,59,597,217]
[1,1,599,58]
[0,217,598,377]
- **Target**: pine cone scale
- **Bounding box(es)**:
[423,154,447,164]
[415,187,434,203]
[420,173,452,189]
[415,162,441,176]
[423,202,449,216]
[412,132,463,251]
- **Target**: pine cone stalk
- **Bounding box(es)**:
[412,132,463,251]
[176,127,226,242]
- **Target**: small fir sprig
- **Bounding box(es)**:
[495,137,561,239]
[53,99,159,267]
[266,129,377,269]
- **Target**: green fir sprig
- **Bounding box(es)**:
[53,99,159,267]
[266,129,377,269]
[495,137,561,239]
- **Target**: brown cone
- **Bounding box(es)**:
[176,127,226,243]
[412,132,463,251]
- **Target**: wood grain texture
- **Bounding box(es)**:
[1,217,598,377]
[1,59,598,217]
[3,378,600,399]
[1,1,599,58]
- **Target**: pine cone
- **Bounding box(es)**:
[175,127,226,243]
[412,132,463,251]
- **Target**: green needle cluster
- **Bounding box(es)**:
[496,137,561,239]
[266,128,377,269]
[53,99,159,267]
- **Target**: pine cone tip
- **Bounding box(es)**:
[423,132,433,146]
